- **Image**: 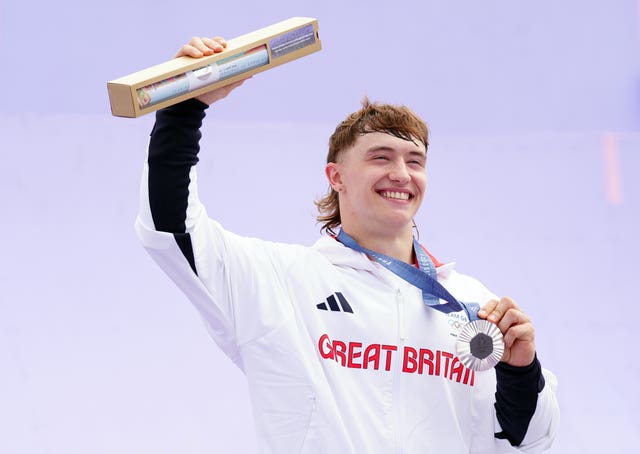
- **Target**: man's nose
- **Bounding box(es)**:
[389,161,410,183]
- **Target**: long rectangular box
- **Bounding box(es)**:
[107,17,321,118]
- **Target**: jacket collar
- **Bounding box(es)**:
[312,235,456,279]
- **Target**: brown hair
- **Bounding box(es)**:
[315,98,429,234]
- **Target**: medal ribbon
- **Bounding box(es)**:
[336,229,480,321]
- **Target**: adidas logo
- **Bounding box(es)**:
[317,292,353,313]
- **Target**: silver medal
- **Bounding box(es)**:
[455,319,504,372]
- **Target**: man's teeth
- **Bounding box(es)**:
[380,191,409,201]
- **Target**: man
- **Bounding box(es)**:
[136,36,559,453]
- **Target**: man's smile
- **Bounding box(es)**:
[378,190,412,201]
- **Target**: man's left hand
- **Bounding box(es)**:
[478,297,536,367]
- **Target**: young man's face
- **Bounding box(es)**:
[326,131,427,238]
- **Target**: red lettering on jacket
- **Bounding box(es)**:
[381,344,397,371]
[334,340,347,367]
[441,351,454,378]
[419,348,434,375]
[403,346,417,373]
[363,344,380,369]
[347,342,363,369]
[317,334,474,386]
[318,333,334,360]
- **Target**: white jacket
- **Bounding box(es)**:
[136,165,559,454]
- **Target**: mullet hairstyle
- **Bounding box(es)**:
[315,98,430,234]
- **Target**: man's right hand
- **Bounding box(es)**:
[175,36,248,105]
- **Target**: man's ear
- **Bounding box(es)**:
[325,162,343,191]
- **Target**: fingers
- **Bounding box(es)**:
[502,321,534,348]
[170,34,242,106]
[174,36,228,58]
[478,296,519,324]
[501,321,536,366]
[479,296,531,338]
[202,36,227,50]
[478,296,536,367]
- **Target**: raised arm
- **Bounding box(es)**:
[140,37,246,234]
[137,36,248,277]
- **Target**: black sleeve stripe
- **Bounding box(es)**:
[147,162,192,234]
[147,99,207,234]
[174,232,198,276]
[146,99,208,275]
[493,355,546,446]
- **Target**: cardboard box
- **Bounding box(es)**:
[107,17,321,118]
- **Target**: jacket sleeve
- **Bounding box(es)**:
[135,99,299,360]
[493,357,560,452]
[139,98,207,272]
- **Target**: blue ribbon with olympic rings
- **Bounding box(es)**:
[336,229,480,322]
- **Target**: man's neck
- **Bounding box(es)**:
[341,224,415,264]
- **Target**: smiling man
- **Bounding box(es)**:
[321,109,428,264]
[135,36,559,453]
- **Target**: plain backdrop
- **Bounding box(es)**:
[1,1,639,452]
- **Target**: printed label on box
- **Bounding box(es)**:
[270,24,316,59]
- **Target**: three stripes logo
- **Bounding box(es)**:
[317,292,353,314]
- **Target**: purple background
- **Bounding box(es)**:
[1,1,638,452]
